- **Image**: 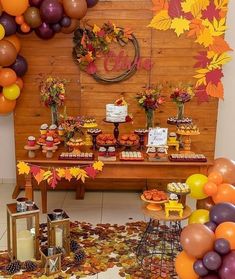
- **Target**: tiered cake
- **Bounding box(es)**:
[106,104,128,122]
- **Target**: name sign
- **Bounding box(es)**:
[147,128,168,147]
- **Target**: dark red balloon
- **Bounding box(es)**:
[10,55,28,77]
[209,202,235,225]
[60,16,71,27]
[0,13,17,36]
[35,22,55,39]
[29,0,43,7]
[202,275,220,279]
[219,251,235,279]
[40,0,63,24]
[86,0,99,8]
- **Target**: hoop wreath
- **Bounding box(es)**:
[72,22,140,84]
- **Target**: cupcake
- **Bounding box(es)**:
[168,132,177,142]
[40,123,48,135]
[49,124,57,131]
[108,146,116,157]
[58,125,64,136]
[46,136,54,147]
[169,193,179,206]
[147,147,156,158]
[98,147,106,157]
[157,147,166,158]
[27,136,36,147]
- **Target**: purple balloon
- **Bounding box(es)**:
[203,251,222,271]
[10,55,28,77]
[205,221,217,232]
[35,22,55,39]
[40,0,63,24]
[29,0,43,7]
[86,0,99,8]
[219,251,235,279]
[0,13,17,36]
[202,275,220,279]
[193,260,209,276]
[52,23,61,33]
[60,16,71,27]
[210,202,235,225]
[214,238,231,255]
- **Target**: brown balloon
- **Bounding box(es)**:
[196,197,215,211]
[61,18,79,34]
[0,40,17,67]
[63,0,87,19]
[180,223,215,259]
[209,158,235,185]
[24,7,42,29]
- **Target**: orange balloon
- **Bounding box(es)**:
[215,222,235,250]
[0,93,16,115]
[20,23,30,33]
[208,172,223,185]
[15,77,23,90]
[175,251,198,279]
[5,35,21,53]
[204,181,218,196]
[0,68,17,87]
[15,16,25,25]
[1,0,29,16]
[212,183,235,204]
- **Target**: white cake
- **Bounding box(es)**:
[106,104,128,122]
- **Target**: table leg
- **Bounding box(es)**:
[40,181,48,213]
[12,184,21,199]
[76,182,85,200]
[25,174,34,201]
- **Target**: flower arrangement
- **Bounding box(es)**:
[60,116,84,143]
[136,86,164,129]
[73,22,132,75]
[115,97,128,106]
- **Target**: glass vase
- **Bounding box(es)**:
[176,103,184,120]
[145,109,154,129]
[50,105,58,126]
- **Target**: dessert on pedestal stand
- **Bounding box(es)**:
[134,129,148,150]
[42,145,58,158]
[87,129,102,150]
[103,119,131,142]
[24,145,40,158]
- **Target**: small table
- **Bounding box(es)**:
[136,205,192,278]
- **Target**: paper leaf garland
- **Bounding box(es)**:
[17,161,104,188]
[149,0,232,102]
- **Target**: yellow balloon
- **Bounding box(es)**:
[3,84,20,100]
[188,209,210,224]
[186,174,208,200]
[0,24,5,40]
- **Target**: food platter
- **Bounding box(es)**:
[141,194,168,211]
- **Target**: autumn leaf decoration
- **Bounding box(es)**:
[149,0,232,102]
[17,161,104,188]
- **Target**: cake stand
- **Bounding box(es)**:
[87,130,102,150]
[42,145,58,158]
[134,130,148,150]
[141,195,168,211]
[103,118,131,141]
[176,130,200,154]
[24,145,40,158]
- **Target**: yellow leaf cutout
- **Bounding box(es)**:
[196,28,214,47]
[148,10,171,31]
[215,0,228,10]
[181,0,196,13]
[190,0,210,18]
[76,169,88,183]
[170,17,190,37]
[208,53,232,70]
[57,168,65,178]
[70,167,81,178]
[17,161,30,175]
[203,18,227,37]
[93,161,104,171]
[43,170,52,180]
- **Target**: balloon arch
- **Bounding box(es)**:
[0,0,99,115]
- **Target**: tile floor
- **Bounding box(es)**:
[0,183,195,278]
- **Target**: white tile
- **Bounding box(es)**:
[63,191,103,208]
[2,178,16,184]
[63,207,102,224]
[0,231,7,249]
[98,267,122,279]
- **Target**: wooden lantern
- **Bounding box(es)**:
[7,203,40,261]
[40,247,62,276]
[47,210,70,256]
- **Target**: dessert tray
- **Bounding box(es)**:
[167,182,190,195]
[141,189,168,211]
[169,154,207,162]
[119,151,144,161]
[167,117,193,125]
[59,152,94,160]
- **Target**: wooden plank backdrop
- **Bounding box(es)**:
[14,0,218,190]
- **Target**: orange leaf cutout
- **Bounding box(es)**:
[34,169,45,185]
[151,0,169,13]
[206,81,224,99]
[187,19,204,38]
[209,36,233,54]
[64,169,72,181]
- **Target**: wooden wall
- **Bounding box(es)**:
[14,0,218,189]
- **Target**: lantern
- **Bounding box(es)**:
[40,247,62,276]
[47,209,70,256]
[7,201,40,261]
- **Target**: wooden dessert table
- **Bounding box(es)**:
[14,148,213,213]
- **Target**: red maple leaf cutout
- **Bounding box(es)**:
[85,166,98,179]
[206,68,224,85]
[195,85,210,104]
[87,62,97,75]
[30,165,41,176]
[48,169,61,189]
[202,2,220,21]
[194,51,212,68]
[168,0,184,18]
[183,12,194,20]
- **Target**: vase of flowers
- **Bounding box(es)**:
[136,87,164,129]
[39,76,68,126]
[170,86,194,120]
